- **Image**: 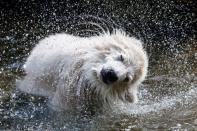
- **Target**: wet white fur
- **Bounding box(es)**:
[18,30,148,111]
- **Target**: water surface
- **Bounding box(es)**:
[0,0,196,130]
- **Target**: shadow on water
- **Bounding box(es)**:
[0,0,197,130]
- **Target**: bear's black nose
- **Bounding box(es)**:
[101,69,118,84]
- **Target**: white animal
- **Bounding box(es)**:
[18,30,148,111]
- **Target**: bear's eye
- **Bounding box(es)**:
[118,54,124,62]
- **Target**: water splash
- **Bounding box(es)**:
[0,0,196,130]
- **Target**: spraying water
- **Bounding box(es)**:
[0,0,196,130]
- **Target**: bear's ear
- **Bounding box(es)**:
[125,90,138,103]
[130,37,143,48]
[120,34,144,49]
[125,91,134,103]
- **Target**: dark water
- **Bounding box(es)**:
[0,0,196,130]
